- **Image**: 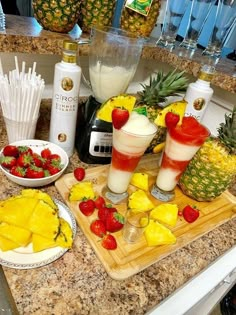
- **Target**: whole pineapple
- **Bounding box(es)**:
[179,106,236,201]
[120,0,161,37]
[135,69,189,152]
[79,0,116,33]
[32,0,80,33]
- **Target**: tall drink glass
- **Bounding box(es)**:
[104,112,157,204]
[151,116,210,202]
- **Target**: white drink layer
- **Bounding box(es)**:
[156,133,201,191]
[108,112,157,193]
[89,64,136,103]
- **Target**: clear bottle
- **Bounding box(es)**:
[184,65,215,122]
[49,40,81,157]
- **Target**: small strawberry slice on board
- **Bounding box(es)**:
[112,108,129,129]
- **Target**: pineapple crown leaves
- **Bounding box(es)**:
[217,106,236,155]
[137,69,189,107]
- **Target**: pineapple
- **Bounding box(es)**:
[32,0,80,33]
[128,189,154,212]
[135,69,189,152]
[179,107,236,201]
[130,172,149,191]
[79,0,116,33]
[69,181,95,201]
[144,220,176,247]
[120,0,161,37]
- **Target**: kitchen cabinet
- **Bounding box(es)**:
[0,15,235,315]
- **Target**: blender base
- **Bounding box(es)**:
[102,186,128,205]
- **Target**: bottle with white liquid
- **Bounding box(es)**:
[184,65,215,122]
[49,40,81,157]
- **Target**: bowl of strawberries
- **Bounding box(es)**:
[0,139,69,187]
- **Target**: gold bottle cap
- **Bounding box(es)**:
[198,65,215,82]
[63,40,78,51]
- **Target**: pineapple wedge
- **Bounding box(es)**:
[69,181,95,201]
[0,222,32,247]
[144,220,176,247]
[0,235,19,251]
[150,204,178,227]
[96,95,136,123]
[32,234,57,253]
[130,173,149,191]
[55,218,73,248]
[128,190,154,212]
[21,189,57,210]
[154,100,187,127]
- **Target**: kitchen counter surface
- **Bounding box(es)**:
[0,15,236,94]
[0,99,236,315]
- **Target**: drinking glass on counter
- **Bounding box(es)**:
[103,112,157,204]
[123,210,149,244]
[151,116,210,202]
[156,0,189,50]
[203,0,236,58]
[180,0,217,51]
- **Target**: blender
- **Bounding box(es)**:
[75,26,144,164]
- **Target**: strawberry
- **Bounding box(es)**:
[94,195,106,210]
[3,145,19,157]
[10,166,26,177]
[41,148,52,159]
[105,211,124,233]
[0,156,17,169]
[98,206,117,223]
[26,165,44,178]
[32,153,43,167]
[17,146,33,155]
[17,153,33,168]
[182,205,200,223]
[90,219,107,238]
[74,167,85,181]
[47,163,61,175]
[48,154,61,164]
[101,234,117,250]
[165,112,180,129]
[79,199,95,216]
[112,108,129,129]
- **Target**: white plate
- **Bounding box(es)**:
[0,199,77,269]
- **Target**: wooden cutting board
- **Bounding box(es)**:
[55,154,236,280]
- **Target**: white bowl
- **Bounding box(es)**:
[0,139,69,187]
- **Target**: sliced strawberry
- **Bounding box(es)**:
[101,234,117,250]
[10,166,26,178]
[90,219,107,238]
[3,145,19,157]
[0,156,17,169]
[112,108,129,129]
[105,211,124,233]
[165,112,180,129]
[182,205,199,223]
[79,199,95,216]
[74,167,85,181]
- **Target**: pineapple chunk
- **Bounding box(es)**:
[21,189,57,210]
[130,173,149,191]
[29,200,60,239]
[144,219,176,247]
[0,235,19,251]
[128,190,154,212]
[32,234,57,253]
[154,100,187,127]
[55,218,73,248]
[96,95,136,122]
[69,181,95,201]
[150,204,178,227]
[0,222,32,247]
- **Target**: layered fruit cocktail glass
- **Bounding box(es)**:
[151,116,210,201]
[104,112,157,204]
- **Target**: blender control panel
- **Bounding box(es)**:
[89,131,113,157]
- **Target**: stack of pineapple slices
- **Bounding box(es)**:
[0,189,73,252]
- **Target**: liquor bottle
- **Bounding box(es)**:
[184,65,215,122]
[49,40,81,157]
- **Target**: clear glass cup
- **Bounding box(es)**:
[103,112,157,204]
[180,0,217,51]
[122,210,149,244]
[156,0,189,50]
[88,26,144,104]
[151,116,210,202]
[203,0,236,59]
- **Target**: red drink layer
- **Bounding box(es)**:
[111,147,141,172]
[168,116,210,146]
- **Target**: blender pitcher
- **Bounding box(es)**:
[88,26,144,103]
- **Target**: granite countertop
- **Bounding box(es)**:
[0,15,236,94]
[0,100,236,315]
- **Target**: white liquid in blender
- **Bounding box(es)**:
[89,64,136,103]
